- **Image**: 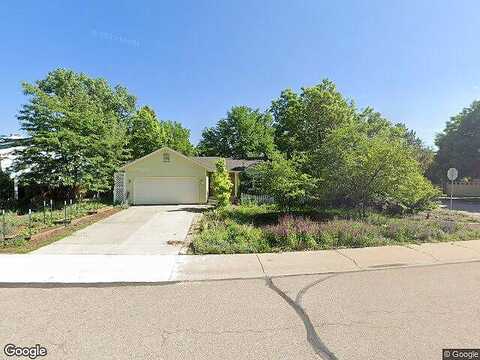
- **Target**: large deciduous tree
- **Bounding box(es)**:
[197,106,275,159]
[13,68,135,196]
[270,79,356,157]
[319,123,439,213]
[128,106,194,159]
[432,100,480,182]
[358,107,435,175]
[256,79,439,213]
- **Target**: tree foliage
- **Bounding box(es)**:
[0,170,14,205]
[13,69,135,196]
[128,106,194,159]
[258,80,439,213]
[432,100,480,182]
[319,123,439,213]
[358,107,435,174]
[247,152,317,210]
[212,159,233,207]
[197,106,275,159]
[12,69,196,198]
[271,80,355,157]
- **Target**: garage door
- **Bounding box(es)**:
[134,177,198,205]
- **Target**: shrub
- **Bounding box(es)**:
[214,203,278,225]
[246,152,317,210]
[192,219,270,254]
[192,204,480,254]
[211,159,233,207]
[264,214,320,250]
[320,123,440,213]
[317,220,382,248]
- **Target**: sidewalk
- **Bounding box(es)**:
[1,240,480,283]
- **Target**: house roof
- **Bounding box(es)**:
[191,157,261,172]
[119,147,261,172]
[119,147,211,171]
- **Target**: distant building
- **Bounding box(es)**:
[0,134,28,200]
[0,134,26,174]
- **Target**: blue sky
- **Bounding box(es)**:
[1,1,479,146]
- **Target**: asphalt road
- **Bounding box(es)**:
[1,262,479,359]
[441,198,480,213]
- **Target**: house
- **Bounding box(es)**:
[0,134,26,173]
[0,134,28,199]
[114,147,260,205]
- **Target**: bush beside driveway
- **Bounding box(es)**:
[191,204,480,254]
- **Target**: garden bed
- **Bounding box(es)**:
[0,202,120,253]
[191,204,480,254]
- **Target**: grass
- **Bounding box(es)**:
[191,204,480,254]
[0,200,114,252]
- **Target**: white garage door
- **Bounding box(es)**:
[134,177,198,205]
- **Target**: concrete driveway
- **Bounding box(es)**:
[32,205,207,255]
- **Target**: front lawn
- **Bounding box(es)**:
[191,204,480,254]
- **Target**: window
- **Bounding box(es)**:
[163,153,170,163]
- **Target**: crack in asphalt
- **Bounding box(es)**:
[295,275,338,306]
[255,253,339,359]
[255,254,266,274]
[265,277,338,360]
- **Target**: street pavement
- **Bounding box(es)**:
[440,198,480,213]
[1,261,478,359]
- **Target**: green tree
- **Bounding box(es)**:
[128,106,162,159]
[158,120,194,156]
[432,100,480,182]
[127,106,194,159]
[197,106,275,159]
[402,128,435,175]
[0,171,14,205]
[270,89,304,156]
[271,80,356,157]
[358,107,435,174]
[212,159,233,207]
[247,152,317,210]
[13,68,135,196]
[129,106,194,159]
[319,123,439,214]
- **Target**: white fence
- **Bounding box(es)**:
[240,193,274,204]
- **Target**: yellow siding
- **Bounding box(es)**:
[124,149,208,204]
